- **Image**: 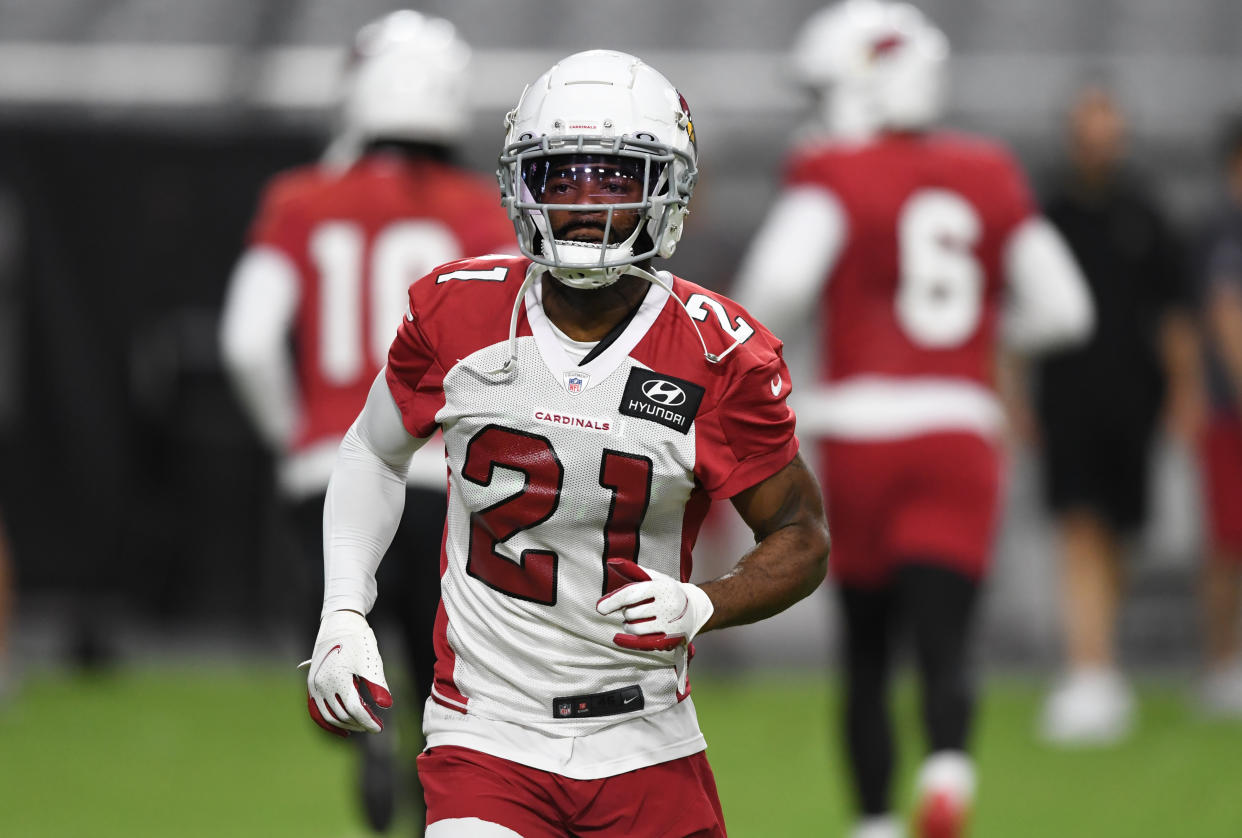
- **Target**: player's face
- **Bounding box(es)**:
[525,156,646,244]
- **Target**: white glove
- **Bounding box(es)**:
[595,558,715,652]
[300,609,392,736]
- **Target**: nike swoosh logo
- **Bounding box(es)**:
[624,694,639,704]
[670,595,689,623]
[311,644,343,680]
[770,376,781,397]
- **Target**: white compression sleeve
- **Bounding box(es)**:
[321,372,428,617]
[732,186,847,339]
[1001,217,1096,353]
[219,246,302,450]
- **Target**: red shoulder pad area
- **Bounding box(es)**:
[931,131,1036,235]
[407,254,531,334]
[386,255,531,438]
[246,164,329,247]
[666,277,800,499]
[782,139,856,189]
[671,276,785,370]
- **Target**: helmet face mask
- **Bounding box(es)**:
[522,152,655,259]
[498,50,698,289]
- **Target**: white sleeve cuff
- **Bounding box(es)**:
[1002,217,1095,352]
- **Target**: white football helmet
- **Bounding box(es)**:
[497,50,698,289]
[792,0,948,140]
[325,11,471,167]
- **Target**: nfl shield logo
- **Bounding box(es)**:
[565,372,589,394]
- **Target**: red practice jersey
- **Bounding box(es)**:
[247,154,514,453]
[385,255,797,774]
[750,131,1044,583]
[786,131,1034,389]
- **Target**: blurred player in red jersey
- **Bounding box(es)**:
[734,3,1094,837]
[219,11,514,832]
[1195,115,1242,717]
[298,49,830,837]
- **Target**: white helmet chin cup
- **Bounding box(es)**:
[539,241,634,289]
[498,50,698,286]
[327,11,471,167]
[792,0,947,140]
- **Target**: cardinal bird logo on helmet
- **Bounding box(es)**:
[677,91,697,151]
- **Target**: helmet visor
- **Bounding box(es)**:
[522,155,652,205]
[521,154,654,245]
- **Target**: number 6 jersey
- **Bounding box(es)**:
[734,131,1093,441]
[385,255,798,777]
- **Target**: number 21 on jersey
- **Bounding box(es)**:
[462,425,653,605]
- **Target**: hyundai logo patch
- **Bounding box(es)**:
[641,379,686,406]
[620,368,704,434]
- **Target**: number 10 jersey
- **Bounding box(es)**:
[384,255,798,777]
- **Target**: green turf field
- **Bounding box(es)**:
[1,665,1239,837]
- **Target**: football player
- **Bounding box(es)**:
[219,10,514,832]
[1196,115,1242,717]
[733,3,1094,837]
[300,49,830,837]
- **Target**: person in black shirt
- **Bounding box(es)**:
[1035,83,1200,744]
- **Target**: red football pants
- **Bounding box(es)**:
[419,745,727,837]
[1200,411,1242,558]
[819,432,1003,587]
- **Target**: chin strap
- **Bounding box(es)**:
[483,263,745,378]
[624,263,747,366]
[482,263,542,377]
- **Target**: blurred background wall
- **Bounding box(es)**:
[0,0,1239,672]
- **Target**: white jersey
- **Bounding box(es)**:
[385,255,798,777]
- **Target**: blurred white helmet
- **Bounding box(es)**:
[497,50,698,289]
[792,0,948,140]
[325,11,471,167]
